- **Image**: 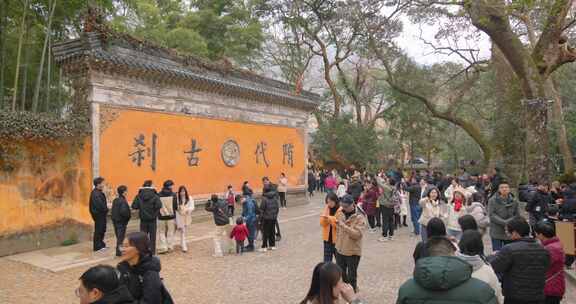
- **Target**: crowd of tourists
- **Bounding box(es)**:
[83,166,576,304]
[304,166,575,304]
[86,173,289,303]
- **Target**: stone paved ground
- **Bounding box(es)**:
[0,195,575,303]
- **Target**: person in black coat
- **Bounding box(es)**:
[488,217,550,304]
[112,185,131,257]
[525,182,554,228]
[89,177,109,252]
[118,232,168,304]
[260,177,280,251]
[132,180,162,254]
[307,171,316,197]
[77,265,135,304]
[242,181,254,197]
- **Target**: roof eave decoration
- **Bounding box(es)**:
[53,30,320,111]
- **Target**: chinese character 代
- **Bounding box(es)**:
[255,141,270,167]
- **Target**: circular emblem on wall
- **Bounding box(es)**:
[221,139,241,167]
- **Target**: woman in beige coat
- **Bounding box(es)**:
[418,188,448,241]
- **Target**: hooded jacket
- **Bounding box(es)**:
[93,285,136,304]
[131,188,162,222]
[457,254,503,304]
[117,255,163,304]
[260,184,280,220]
[396,256,498,304]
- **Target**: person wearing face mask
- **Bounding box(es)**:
[76,265,135,304]
[117,232,172,303]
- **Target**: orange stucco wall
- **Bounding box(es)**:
[99,107,306,198]
[0,139,92,236]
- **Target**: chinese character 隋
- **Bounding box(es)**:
[184,139,202,166]
[283,143,294,167]
[255,141,270,167]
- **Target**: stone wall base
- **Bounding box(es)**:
[0,219,92,257]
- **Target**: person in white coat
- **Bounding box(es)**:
[176,186,195,252]
[458,229,504,304]
[446,190,468,240]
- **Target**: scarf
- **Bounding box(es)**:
[454,197,463,212]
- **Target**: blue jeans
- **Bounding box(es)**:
[421,224,427,241]
[491,238,510,252]
[410,204,422,235]
[246,219,257,247]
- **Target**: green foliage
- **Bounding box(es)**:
[116,0,264,64]
[312,115,385,168]
[0,111,90,140]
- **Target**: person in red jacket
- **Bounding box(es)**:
[362,180,380,233]
[230,217,249,255]
[534,220,565,304]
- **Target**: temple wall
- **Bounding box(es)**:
[0,139,93,256]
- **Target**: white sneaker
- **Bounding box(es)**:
[270,246,277,251]
[388,236,394,241]
[378,237,388,242]
[258,248,268,253]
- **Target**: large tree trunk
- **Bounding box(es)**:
[546,79,574,173]
[491,44,527,184]
[468,0,556,181]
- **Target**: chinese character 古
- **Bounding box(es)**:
[184,139,202,166]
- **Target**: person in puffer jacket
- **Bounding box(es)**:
[467,192,489,235]
[132,180,162,254]
[488,217,550,304]
[534,220,565,304]
[259,177,280,252]
[397,237,497,304]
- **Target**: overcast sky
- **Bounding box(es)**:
[395,16,492,65]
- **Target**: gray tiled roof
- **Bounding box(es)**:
[53,32,320,110]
